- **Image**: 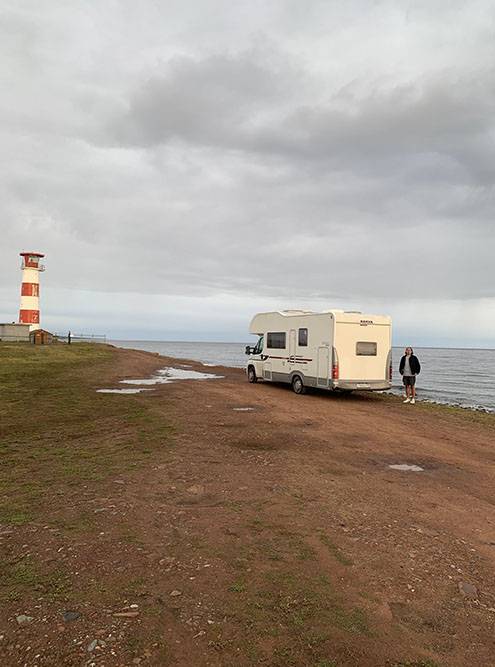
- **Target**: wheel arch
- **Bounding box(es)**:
[288,370,306,384]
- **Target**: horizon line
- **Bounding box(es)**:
[108,338,495,352]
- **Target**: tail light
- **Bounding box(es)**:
[331,347,339,380]
[386,349,392,382]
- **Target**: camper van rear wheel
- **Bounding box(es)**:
[292,375,305,394]
[247,366,257,383]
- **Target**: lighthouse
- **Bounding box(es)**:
[19,252,45,331]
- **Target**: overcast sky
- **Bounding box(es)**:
[1,1,494,346]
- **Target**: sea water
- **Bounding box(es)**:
[110,340,495,414]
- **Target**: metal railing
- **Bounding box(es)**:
[54,333,107,344]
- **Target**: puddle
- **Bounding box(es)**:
[120,377,172,385]
[388,464,424,472]
[96,388,153,394]
[161,368,222,380]
[120,367,223,386]
[120,377,169,385]
[202,363,218,367]
[233,407,255,412]
[97,367,222,393]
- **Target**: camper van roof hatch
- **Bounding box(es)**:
[279,309,314,316]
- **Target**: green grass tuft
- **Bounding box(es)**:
[229,581,246,592]
[0,557,71,602]
[319,533,353,566]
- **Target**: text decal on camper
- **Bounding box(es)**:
[360,319,373,326]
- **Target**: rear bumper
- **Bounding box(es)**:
[333,380,391,391]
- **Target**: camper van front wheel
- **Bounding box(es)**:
[247,366,257,383]
[292,375,305,394]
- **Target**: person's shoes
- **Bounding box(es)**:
[403,398,410,403]
[410,398,415,404]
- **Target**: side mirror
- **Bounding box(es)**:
[245,345,251,355]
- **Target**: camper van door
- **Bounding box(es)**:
[250,335,265,380]
[317,346,330,387]
[288,329,296,361]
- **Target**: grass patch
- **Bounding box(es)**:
[0,343,173,526]
[50,512,98,534]
[236,568,370,665]
[295,540,317,561]
[229,581,246,593]
[119,527,146,546]
[258,571,370,635]
[0,509,33,526]
[319,533,353,566]
[123,576,148,596]
[0,557,71,602]
[248,517,267,533]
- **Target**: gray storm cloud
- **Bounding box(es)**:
[0,1,494,341]
[118,56,495,177]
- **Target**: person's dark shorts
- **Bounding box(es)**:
[402,375,416,386]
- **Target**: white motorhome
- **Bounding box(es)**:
[245,310,392,394]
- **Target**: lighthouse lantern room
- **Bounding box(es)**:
[19,251,45,330]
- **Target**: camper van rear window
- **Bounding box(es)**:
[356,341,377,356]
[267,332,286,349]
[298,328,308,346]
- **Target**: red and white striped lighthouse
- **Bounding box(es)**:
[19,251,45,330]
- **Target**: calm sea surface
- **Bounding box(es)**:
[111,340,495,413]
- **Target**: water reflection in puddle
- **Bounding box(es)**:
[388,464,424,472]
[233,407,254,411]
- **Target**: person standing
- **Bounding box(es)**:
[399,346,421,404]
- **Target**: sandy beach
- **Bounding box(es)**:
[1,343,494,667]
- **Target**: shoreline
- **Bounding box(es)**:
[110,341,495,419]
[111,340,495,414]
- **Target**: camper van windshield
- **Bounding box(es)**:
[253,336,263,355]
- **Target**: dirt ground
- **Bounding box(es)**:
[1,345,495,667]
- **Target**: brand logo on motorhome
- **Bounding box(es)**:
[360,319,373,326]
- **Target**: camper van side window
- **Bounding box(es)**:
[356,341,377,356]
[298,328,308,346]
[267,332,286,349]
